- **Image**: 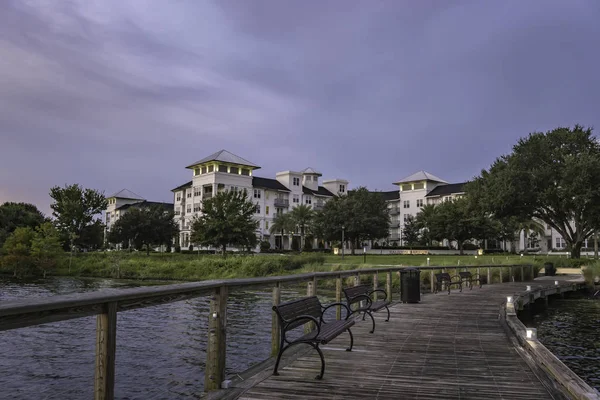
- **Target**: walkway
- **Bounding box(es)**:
[234,282,553,400]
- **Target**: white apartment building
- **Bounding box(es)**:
[171,150,348,249]
[104,152,573,253]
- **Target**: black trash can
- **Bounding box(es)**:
[544,262,556,276]
[400,268,421,303]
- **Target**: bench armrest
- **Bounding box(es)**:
[346,294,373,308]
[449,275,462,282]
[321,302,352,322]
[282,314,321,341]
[368,289,388,301]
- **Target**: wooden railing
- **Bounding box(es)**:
[0,264,533,399]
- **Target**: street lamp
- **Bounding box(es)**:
[342,225,345,260]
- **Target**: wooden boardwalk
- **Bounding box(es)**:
[234,282,553,400]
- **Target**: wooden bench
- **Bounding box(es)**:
[343,284,390,333]
[434,272,462,294]
[272,296,354,380]
[459,271,483,289]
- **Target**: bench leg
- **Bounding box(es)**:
[313,343,325,380]
[272,341,287,376]
[365,311,376,333]
[346,328,354,352]
[384,305,390,322]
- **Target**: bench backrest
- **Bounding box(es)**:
[459,271,472,279]
[273,296,322,331]
[435,272,451,282]
[343,285,370,305]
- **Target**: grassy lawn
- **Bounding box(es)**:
[323,254,536,267]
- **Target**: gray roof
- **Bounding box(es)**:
[393,171,448,185]
[301,167,322,176]
[186,150,260,169]
[171,181,193,192]
[425,182,468,197]
[108,189,144,200]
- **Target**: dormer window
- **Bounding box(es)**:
[339,184,346,193]
[293,177,300,186]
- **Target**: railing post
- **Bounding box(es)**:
[271,282,281,357]
[476,267,481,284]
[500,267,503,283]
[530,264,534,280]
[305,282,315,333]
[373,272,378,300]
[520,266,524,282]
[511,266,515,282]
[312,276,317,296]
[95,302,117,400]
[386,271,392,301]
[430,270,435,293]
[205,286,228,391]
[487,267,491,285]
[354,274,360,286]
[336,274,342,320]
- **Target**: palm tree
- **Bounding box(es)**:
[270,213,294,250]
[289,204,313,252]
[515,218,546,254]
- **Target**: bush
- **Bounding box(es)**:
[259,240,271,252]
[462,243,479,250]
[303,239,313,251]
[175,246,181,253]
[291,237,300,251]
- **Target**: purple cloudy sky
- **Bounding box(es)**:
[1,0,599,216]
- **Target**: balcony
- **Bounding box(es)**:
[390,221,400,228]
[203,193,213,199]
[389,235,400,241]
[274,198,289,208]
[313,203,324,211]
[389,207,400,215]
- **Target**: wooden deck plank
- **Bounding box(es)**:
[234,282,555,400]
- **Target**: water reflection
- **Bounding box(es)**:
[526,297,600,391]
[0,277,326,399]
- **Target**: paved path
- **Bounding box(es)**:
[235,282,553,400]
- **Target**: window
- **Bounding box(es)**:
[265,221,269,230]
[241,168,250,176]
[194,187,201,196]
[176,195,181,201]
[201,166,207,174]
[555,237,566,249]
[255,204,261,214]
[218,165,228,173]
[339,184,345,193]
[403,200,410,208]
[305,197,312,205]
[403,213,411,222]
[208,165,214,173]
[417,199,424,207]
[194,168,199,176]
[175,208,181,216]
[414,182,424,190]
[193,204,201,212]
[266,206,269,215]
[187,192,191,198]
[401,184,412,191]
[293,177,300,186]
[230,166,239,174]
[186,206,191,213]
[254,189,261,199]
[293,195,299,203]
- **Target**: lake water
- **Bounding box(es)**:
[525,296,600,391]
[0,277,319,399]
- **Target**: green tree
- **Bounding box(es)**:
[190,190,258,255]
[315,187,389,254]
[414,204,440,246]
[31,222,64,278]
[1,227,35,277]
[402,215,420,246]
[289,204,313,252]
[431,198,481,254]
[108,205,178,255]
[0,202,46,247]
[468,125,600,258]
[270,212,295,250]
[49,184,107,250]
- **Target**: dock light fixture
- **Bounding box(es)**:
[427,257,430,266]
[506,296,513,304]
[555,280,559,286]
[212,312,218,319]
[526,328,537,340]
[526,285,532,291]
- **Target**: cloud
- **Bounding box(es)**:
[1,0,599,215]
